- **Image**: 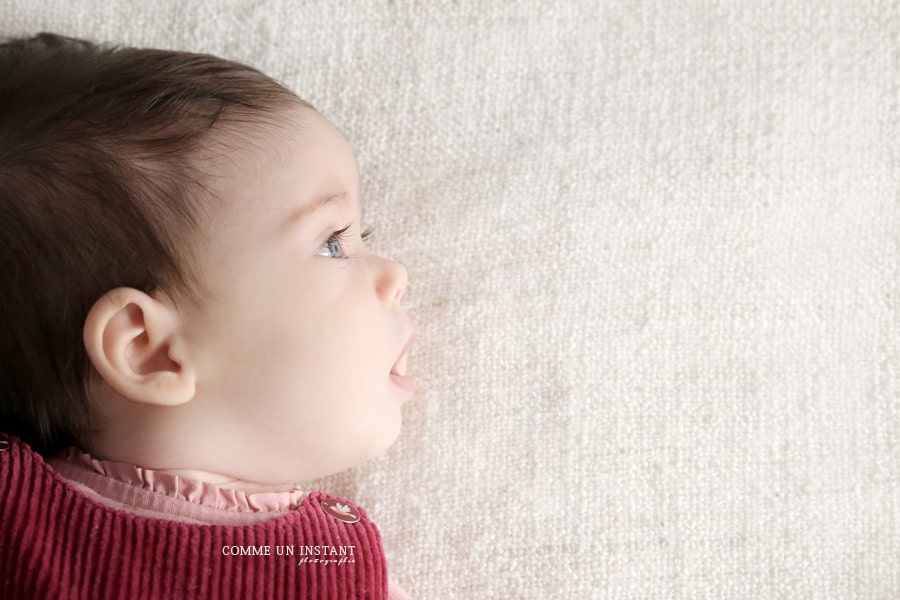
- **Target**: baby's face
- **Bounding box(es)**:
[176,106,414,483]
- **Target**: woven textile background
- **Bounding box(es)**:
[4,1,899,598]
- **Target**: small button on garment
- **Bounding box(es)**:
[320,498,361,524]
[0,440,9,452]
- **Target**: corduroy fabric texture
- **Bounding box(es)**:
[2,2,899,598]
[0,435,388,599]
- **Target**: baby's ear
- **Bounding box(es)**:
[83,287,195,406]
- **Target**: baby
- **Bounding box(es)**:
[0,33,415,599]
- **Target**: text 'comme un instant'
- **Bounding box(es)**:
[221,545,356,557]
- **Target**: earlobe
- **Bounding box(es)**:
[83,287,195,406]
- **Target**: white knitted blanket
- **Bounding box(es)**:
[4,2,898,598]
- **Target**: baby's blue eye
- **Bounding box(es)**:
[315,223,375,260]
[317,229,349,259]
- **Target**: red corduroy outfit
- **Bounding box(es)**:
[0,434,390,599]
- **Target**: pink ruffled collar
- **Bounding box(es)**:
[50,447,308,516]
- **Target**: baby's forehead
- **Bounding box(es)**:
[193,106,360,221]
[195,105,320,172]
[200,106,351,182]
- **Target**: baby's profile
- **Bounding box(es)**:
[0,32,415,599]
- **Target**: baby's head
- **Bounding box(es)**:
[0,33,414,485]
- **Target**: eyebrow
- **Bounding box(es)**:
[282,191,348,230]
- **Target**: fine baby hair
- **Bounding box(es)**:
[0,32,303,455]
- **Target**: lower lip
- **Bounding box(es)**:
[390,373,415,396]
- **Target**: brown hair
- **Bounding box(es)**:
[0,32,306,454]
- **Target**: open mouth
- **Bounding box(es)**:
[390,332,415,377]
[390,332,415,395]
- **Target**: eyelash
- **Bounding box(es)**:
[323,222,375,260]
